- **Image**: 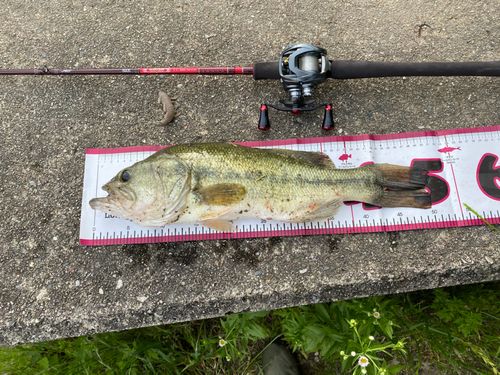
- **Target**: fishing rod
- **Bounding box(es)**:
[2,43,500,130]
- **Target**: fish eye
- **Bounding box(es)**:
[121,170,131,182]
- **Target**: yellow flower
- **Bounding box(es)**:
[373,311,381,319]
[219,339,226,347]
[358,355,369,367]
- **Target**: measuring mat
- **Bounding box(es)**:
[80,126,500,245]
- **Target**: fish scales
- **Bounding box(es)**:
[159,143,362,220]
[89,142,433,230]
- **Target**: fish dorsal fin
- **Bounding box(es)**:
[194,183,247,206]
[201,219,236,232]
[265,148,336,168]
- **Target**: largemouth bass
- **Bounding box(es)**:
[89,142,432,231]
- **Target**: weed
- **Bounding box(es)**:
[274,297,406,374]
[1,282,499,374]
[463,203,500,233]
[397,283,500,374]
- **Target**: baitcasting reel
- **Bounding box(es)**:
[280,43,330,107]
[258,43,334,131]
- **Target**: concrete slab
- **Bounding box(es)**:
[0,0,499,346]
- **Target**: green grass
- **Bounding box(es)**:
[463,203,500,233]
[1,282,499,374]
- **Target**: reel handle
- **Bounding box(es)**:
[258,103,334,131]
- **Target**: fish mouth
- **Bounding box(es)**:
[105,183,136,205]
[89,183,135,212]
[89,195,123,211]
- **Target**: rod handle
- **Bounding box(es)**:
[329,60,500,79]
[253,62,280,80]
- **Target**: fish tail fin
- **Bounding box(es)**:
[366,163,434,208]
[371,189,431,209]
[374,163,430,189]
[457,147,461,150]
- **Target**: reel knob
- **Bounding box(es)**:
[258,104,270,130]
[322,104,334,130]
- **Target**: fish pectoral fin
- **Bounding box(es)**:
[290,197,344,223]
[194,183,247,206]
[265,149,336,168]
[201,219,236,232]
